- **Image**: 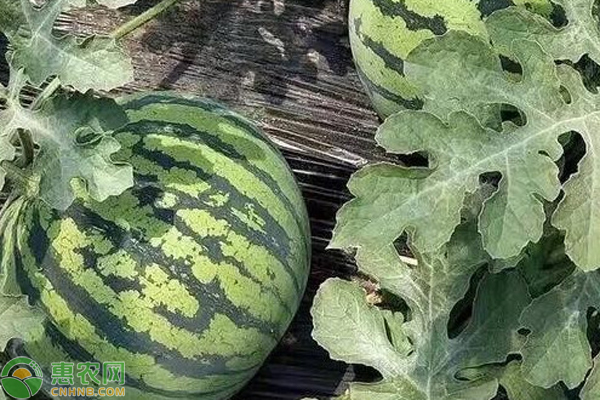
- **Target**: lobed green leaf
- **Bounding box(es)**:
[314,215,532,399]
[519,270,600,388]
[1,90,133,210]
[0,0,134,92]
[0,296,46,353]
[487,0,600,65]
[333,29,600,271]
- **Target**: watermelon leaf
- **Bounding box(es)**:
[1,89,133,210]
[487,0,600,65]
[332,30,600,271]
[313,218,532,400]
[518,270,600,389]
[0,0,134,92]
[319,0,600,399]
[474,361,567,400]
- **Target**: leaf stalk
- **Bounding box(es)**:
[30,77,61,110]
[110,0,182,40]
[1,161,35,194]
[16,129,34,168]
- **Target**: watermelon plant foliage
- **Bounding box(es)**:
[1,0,135,91]
[334,28,600,271]
[0,0,148,212]
[347,0,555,118]
[313,0,600,398]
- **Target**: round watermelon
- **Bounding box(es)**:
[349,0,554,118]
[10,92,311,399]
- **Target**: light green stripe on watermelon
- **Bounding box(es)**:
[141,132,302,254]
[114,133,213,198]
[97,250,139,279]
[121,94,309,241]
[156,224,294,325]
[98,250,200,317]
[350,0,553,118]
[69,184,296,322]
[140,264,200,318]
[177,208,298,318]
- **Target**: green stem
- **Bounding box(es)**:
[17,129,35,167]
[0,192,20,228]
[1,161,32,190]
[110,0,181,40]
[30,77,61,110]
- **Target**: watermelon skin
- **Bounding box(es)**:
[11,93,311,399]
[350,0,553,118]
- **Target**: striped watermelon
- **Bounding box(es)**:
[350,0,554,118]
[8,93,311,399]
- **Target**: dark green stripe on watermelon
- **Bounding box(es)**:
[353,18,405,76]
[477,0,514,16]
[18,207,276,375]
[370,0,447,34]
[355,60,424,110]
[349,0,553,118]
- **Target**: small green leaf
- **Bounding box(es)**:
[0,0,134,92]
[519,270,600,389]
[1,91,133,210]
[311,279,408,374]
[487,0,600,65]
